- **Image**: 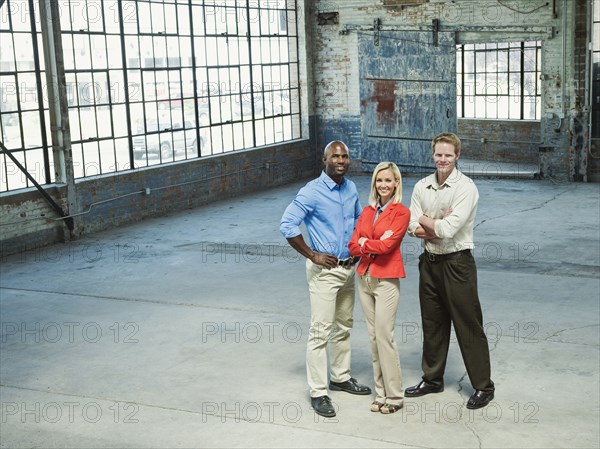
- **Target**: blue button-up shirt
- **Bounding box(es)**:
[280,171,362,259]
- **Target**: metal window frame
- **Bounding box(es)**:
[0,0,52,192]
[458,40,541,120]
[1,0,302,191]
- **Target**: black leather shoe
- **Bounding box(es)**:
[329,377,371,395]
[311,395,336,417]
[404,381,444,397]
[466,390,494,409]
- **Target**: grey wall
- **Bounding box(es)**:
[1,140,317,259]
[310,0,590,181]
[458,119,541,164]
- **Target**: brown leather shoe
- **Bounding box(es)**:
[466,390,494,409]
[404,381,444,397]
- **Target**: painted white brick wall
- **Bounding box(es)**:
[311,0,571,117]
[310,0,578,178]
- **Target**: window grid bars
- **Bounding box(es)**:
[458,41,541,120]
[1,0,301,191]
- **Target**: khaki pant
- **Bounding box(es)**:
[358,274,404,405]
[305,259,355,398]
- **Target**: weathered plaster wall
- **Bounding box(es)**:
[310,0,589,181]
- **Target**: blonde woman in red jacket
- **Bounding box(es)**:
[348,161,410,414]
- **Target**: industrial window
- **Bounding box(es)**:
[457,42,541,120]
[0,0,52,192]
[0,0,301,192]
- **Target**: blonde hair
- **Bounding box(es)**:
[431,132,461,155]
[368,162,403,206]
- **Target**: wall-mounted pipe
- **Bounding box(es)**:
[0,141,74,230]
[50,164,272,221]
[461,138,543,145]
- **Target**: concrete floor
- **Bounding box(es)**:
[0,172,599,448]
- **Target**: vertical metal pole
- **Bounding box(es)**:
[38,0,65,183]
[246,1,257,147]
[38,0,76,232]
[28,0,51,184]
[585,0,594,181]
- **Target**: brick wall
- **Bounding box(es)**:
[0,187,69,259]
[1,140,316,258]
[458,119,541,164]
[311,0,588,181]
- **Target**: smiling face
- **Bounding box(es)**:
[375,168,398,205]
[431,133,461,182]
[323,141,350,183]
[433,141,459,177]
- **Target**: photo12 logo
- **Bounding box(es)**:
[398,320,540,345]
[201,321,303,344]
[1,321,140,344]
[1,401,139,424]
[399,401,540,424]
[200,401,303,424]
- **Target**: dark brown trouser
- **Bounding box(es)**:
[418,251,494,392]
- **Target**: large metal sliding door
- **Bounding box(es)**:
[359,30,456,169]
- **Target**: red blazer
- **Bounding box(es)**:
[348,202,410,278]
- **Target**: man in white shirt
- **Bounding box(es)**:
[405,132,495,410]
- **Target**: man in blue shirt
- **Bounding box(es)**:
[280,140,371,418]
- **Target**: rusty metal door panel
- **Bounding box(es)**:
[359,31,456,169]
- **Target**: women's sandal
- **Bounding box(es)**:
[380,403,403,414]
[370,401,385,412]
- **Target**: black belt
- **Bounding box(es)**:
[337,257,357,268]
[422,249,471,262]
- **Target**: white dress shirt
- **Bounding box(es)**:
[408,168,479,254]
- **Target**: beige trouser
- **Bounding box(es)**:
[305,259,356,398]
[357,273,404,405]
